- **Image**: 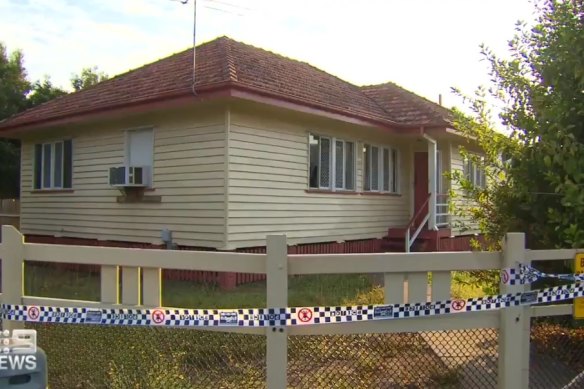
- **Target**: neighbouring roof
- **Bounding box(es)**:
[0,36,453,132]
[360,82,453,126]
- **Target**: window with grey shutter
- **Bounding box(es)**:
[34,140,73,190]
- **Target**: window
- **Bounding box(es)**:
[309,134,355,190]
[463,155,486,188]
[126,128,154,186]
[363,144,399,193]
[34,140,72,190]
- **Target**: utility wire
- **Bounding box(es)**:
[203,5,244,16]
[205,0,253,12]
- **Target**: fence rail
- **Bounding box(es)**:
[0,225,580,388]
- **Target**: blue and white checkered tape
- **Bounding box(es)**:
[501,263,584,285]
[1,282,582,328]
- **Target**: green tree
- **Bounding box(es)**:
[0,42,107,198]
[0,43,30,198]
[449,0,584,250]
[27,77,67,107]
[71,66,108,91]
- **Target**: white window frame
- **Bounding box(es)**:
[124,127,155,187]
[308,133,356,191]
[363,143,400,194]
[464,155,486,188]
[37,141,65,190]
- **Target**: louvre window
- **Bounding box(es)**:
[309,134,355,191]
[363,144,399,193]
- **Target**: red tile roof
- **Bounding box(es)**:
[0,36,452,131]
[360,82,453,127]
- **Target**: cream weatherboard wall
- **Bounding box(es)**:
[19,107,227,248]
[225,107,412,249]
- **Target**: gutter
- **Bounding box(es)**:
[0,83,435,137]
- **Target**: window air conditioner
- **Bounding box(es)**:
[109,166,150,187]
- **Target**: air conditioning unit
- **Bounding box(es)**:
[109,166,150,187]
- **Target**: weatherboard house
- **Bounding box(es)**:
[0,36,483,287]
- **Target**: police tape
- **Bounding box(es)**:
[0,282,583,328]
[501,263,584,285]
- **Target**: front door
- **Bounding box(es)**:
[413,152,429,228]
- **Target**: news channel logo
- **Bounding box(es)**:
[0,329,37,354]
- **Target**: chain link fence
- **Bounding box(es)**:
[530,315,584,389]
[527,260,584,389]
[27,323,266,388]
[289,330,497,388]
[26,321,505,388]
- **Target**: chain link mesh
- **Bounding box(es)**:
[530,315,584,389]
[289,330,498,389]
[526,260,584,388]
[27,323,266,388]
[26,321,505,388]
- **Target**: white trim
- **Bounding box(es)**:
[423,133,437,231]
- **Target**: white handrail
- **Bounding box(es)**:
[405,212,430,253]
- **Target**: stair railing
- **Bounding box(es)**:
[405,193,431,253]
[436,193,450,227]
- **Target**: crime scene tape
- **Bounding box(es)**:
[0,282,582,328]
[501,263,584,285]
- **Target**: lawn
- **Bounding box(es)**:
[23,262,374,308]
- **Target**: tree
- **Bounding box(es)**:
[0,43,30,198]
[449,0,584,250]
[0,40,108,198]
[27,77,67,107]
[0,43,29,119]
[71,66,108,91]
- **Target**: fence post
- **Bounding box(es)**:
[498,232,529,389]
[266,235,288,389]
[1,225,25,331]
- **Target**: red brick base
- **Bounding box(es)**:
[24,235,383,290]
[24,234,480,289]
[438,234,485,251]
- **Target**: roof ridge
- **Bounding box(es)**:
[362,81,451,115]
[225,38,395,120]
[222,37,238,82]
[227,39,365,90]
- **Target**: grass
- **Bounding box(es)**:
[23,263,469,388]
[24,263,373,308]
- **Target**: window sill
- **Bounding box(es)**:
[30,189,74,194]
[361,191,401,197]
[117,195,161,203]
[116,187,160,203]
[305,189,358,195]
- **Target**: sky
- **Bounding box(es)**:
[0,0,538,111]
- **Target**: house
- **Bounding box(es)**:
[0,36,484,263]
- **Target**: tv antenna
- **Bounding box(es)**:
[172,0,197,96]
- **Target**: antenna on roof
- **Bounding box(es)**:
[172,0,197,96]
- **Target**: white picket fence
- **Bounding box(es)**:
[0,225,579,388]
